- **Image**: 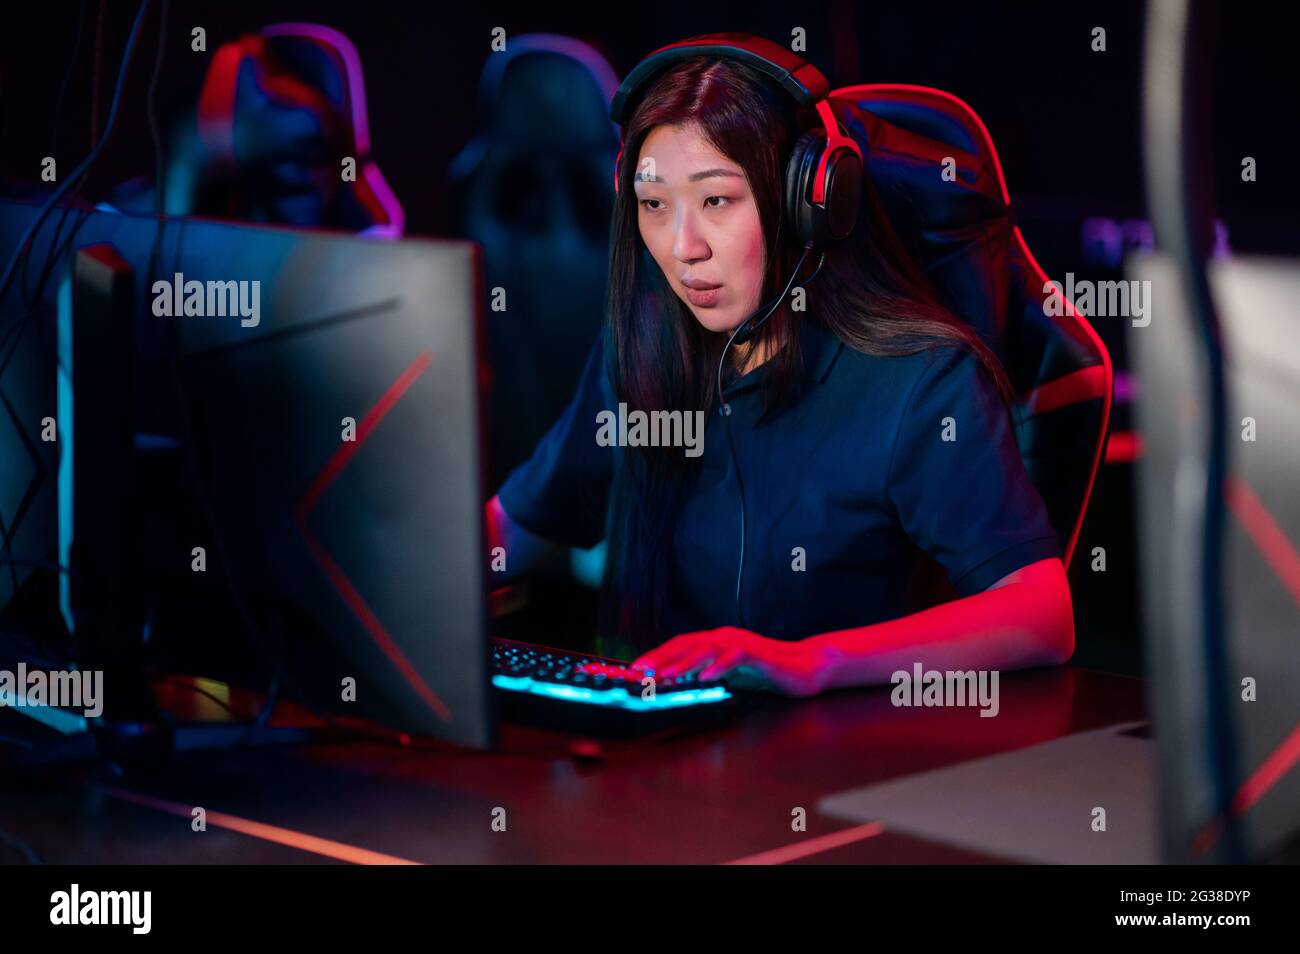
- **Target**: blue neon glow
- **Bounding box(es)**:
[56,274,74,635]
[493,675,731,711]
[0,688,88,736]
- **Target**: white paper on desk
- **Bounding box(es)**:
[816,721,1158,864]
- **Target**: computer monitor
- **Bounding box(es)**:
[0,199,494,750]
[1129,251,1300,861]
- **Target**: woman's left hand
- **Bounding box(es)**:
[630,627,831,698]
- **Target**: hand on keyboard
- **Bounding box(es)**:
[576,661,709,692]
[491,640,721,694]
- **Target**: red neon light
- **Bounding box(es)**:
[1021,365,1108,417]
[1189,474,1300,855]
[724,821,886,865]
[100,786,422,864]
[811,99,863,206]
[196,40,251,164]
[1103,431,1143,464]
[1232,724,1300,817]
[1226,474,1300,610]
[294,350,452,723]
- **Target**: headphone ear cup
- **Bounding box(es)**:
[822,148,863,242]
[784,130,823,246]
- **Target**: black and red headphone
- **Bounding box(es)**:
[609,33,863,251]
[610,37,867,624]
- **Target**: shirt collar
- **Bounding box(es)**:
[720,317,844,399]
[801,316,844,383]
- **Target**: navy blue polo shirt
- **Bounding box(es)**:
[497,316,1061,642]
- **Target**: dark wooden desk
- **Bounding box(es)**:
[1,665,1145,864]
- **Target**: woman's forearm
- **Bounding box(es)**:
[805,557,1075,691]
[485,494,560,585]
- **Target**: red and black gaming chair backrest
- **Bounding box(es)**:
[832,84,1112,570]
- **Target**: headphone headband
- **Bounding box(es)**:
[609,33,831,125]
[610,33,862,248]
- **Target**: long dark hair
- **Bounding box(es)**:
[598,56,1014,654]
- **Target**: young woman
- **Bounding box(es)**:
[485,54,1073,697]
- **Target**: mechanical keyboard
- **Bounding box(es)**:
[490,637,746,737]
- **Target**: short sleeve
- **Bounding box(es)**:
[886,346,1061,596]
[495,328,615,548]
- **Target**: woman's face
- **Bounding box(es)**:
[633,123,766,334]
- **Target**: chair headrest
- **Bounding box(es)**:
[830,85,1106,396]
[195,22,403,237]
[450,34,621,184]
[829,85,1113,569]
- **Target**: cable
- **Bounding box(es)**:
[712,241,825,622]
[150,671,401,747]
[0,557,81,581]
[0,205,94,600]
[165,357,285,729]
[145,0,170,288]
[6,204,91,363]
[4,0,402,752]
[152,675,242,718]
[0,0,153,320]
[49,0,91,161]
[0,825,43,865]
[155,672,337,750]
[714,241,818,409]
[720,405,750,623]
[0,0,157,655]
[90,0,108,145]
[165,357,365,739]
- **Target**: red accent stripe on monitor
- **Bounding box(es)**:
[1232,725,1300,817]
[1226,474,1300,610]
[294,350,451,723]
[1190,474,1300,855]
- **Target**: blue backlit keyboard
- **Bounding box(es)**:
[490,638,743,737]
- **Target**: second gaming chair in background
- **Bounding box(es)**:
[113,22,403,236]
[449,35,621,496]
[195,22,403,235]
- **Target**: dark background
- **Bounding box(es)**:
[1,0,1296,676]
[1,0,1295,249]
